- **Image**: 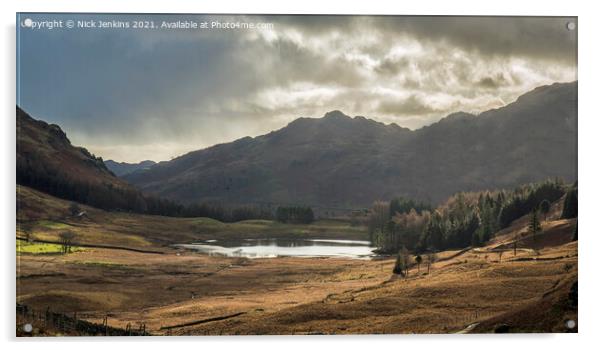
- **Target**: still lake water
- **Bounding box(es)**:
[175,238,376,259]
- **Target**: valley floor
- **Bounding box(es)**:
[16,186,578,335]
[17,237,577,335]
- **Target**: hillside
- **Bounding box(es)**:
[16,185,367,249]
[17,107,153,212]
[125,82,577,207]
[17,107,125,189]
[105,159,156,177]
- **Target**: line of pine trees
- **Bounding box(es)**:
[497,180,566,228]
[275,206,315,224]
[181,203,273,222]
[369,179,570,254]
[17,156,274,223]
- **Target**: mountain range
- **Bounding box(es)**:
[105,159,157,177]
[123,81,577,208]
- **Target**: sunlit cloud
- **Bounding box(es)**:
[17,14,577,162]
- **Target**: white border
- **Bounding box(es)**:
[2,1,601,349]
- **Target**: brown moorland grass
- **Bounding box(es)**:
[17,236,576,335]
[16,185,577,335]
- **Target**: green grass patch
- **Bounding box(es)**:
[16,240,83,255]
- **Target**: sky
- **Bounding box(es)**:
[17,14,577,163]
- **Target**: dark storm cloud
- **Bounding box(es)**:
[392,16,577,63]
[276,16,577,63]
[17,14,577,162]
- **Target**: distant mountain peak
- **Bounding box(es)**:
[323,110,350,120]
[124,82,576,207]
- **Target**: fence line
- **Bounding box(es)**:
[16,304,149,336]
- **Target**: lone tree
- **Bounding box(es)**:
[415,255,423,273]
[539,200,551,221]
[426,250,437,274]
[528,208,542,243]
[393,246,410,277]
[59,231,76,254]
[69,202,81,217]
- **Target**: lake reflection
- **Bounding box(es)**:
[174,238,375,259]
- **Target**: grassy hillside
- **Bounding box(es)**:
[17,107,148,211]
[16,107,122,188]
[17,107,192,217]
[17,185,368,250]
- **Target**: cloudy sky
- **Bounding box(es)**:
[17,14,577,162]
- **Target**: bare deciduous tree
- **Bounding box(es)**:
[393,246,411,277]
[59,232,76,254]
[427,251,437,274]
[400,246,410,277]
